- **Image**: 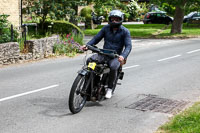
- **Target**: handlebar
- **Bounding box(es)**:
[86,45,119,59]
[86,45,100,53]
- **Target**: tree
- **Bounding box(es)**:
[23,0,86,28]
[127,0,148,21]
[185,1,200,15]
[86,0,128,21]
[151,0,200,34]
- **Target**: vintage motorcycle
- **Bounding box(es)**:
[91,12,105,25]
[68,45,124,114]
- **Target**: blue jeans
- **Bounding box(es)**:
[87,54,120,89]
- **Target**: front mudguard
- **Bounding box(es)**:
[78,69,88,76]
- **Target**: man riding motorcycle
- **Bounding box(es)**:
[82,10,132,99]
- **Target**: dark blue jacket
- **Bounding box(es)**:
[87,24,132,59]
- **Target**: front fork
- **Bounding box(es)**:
[78,69,95,99]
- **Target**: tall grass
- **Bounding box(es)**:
[17,35,31,52]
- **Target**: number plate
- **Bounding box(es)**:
[88,62,96,70]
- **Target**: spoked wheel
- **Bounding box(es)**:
[69,74,88,114]
[97,86,106,101]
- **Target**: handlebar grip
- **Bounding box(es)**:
[115,54,119,58]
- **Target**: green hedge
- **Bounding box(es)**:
[80,7,92,29]
[27,20,84,39]
[52,21,84,36]
[80,7,92,21]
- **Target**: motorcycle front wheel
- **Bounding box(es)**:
[69,74,87,114]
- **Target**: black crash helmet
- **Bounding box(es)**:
[108,10,124,28]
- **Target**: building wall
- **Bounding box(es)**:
[0,0,21,28]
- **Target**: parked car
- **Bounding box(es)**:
[183,11,200,23]
[143,12,173,25]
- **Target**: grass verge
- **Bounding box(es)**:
[84,23,200,39]
[84,24,166,38]
[158,102,200,133]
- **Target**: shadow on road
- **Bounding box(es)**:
[29,97,70,117]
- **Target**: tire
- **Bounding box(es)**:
[69,74,87,114]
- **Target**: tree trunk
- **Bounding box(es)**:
[171,1,187,34]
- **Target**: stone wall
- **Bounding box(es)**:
[24,36,58,59]
[0,42,20,65]
[0,36,59,66]
[0,0,21,28]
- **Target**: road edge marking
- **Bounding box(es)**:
[123,65,140,70]
[157,55,181,62]
[0,84,59,102]
[187,49,200,54]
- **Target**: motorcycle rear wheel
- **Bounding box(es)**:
[69,74,87,114]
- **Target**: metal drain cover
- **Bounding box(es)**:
[126,95,189,114]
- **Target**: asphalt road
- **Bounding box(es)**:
[0,38,200,133]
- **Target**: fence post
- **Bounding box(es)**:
[25,26,27,41]
[22,24,27,42]
[11,24,13,42]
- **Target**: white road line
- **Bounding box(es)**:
[131,40,141,42]
[157,55,181,62]
[0,84,59,102]
[123,65,140,70]
[187,49,200,54]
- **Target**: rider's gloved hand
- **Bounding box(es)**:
[81,45,88,51]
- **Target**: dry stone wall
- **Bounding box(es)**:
[0,42,20,65]
[0,36,59,66]
[24,36,58,59]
